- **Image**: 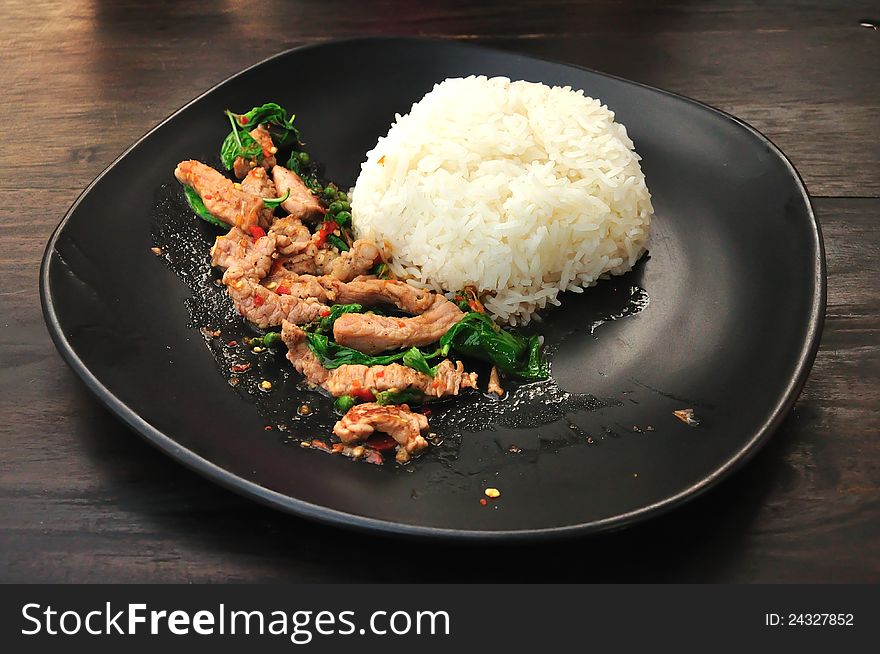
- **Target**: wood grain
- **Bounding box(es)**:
[0,0,878,582]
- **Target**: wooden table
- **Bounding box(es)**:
[1,0,877,582]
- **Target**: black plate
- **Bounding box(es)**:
[40,37,824,540]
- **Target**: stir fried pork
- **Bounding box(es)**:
[225,277,328,328]
[175,160,268,229]
[333,403,429,463]
[268,215,319,275]
[323,360,478,399]
[331,278,434,313]
[261,272,435,315]
[270,215,312,255]
[210,228,277,279]
[281,322,478,398]
[271,165,325,222]
[240,166,277,198]
[280,320,330,385]
[209,224,430,317]
[333,295,464,354]
[233,125,277,179]
[325,239,381,281]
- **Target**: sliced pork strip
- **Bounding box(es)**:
[333,403,429,462]
[323,359,477,399]
[271,165,325,222]
[326,239,380,281]
[332,278,434,314]
[210,227,277,279]
[224,275,328,328]
[260,271,435,315]
[270,215,312,255]
[333,295,464,354]
[264,270,336,302]
[241,166,277,198]
[233,125,278,179]
[175,160,267,229]
[281,324,476,398]
[276,249,319,276]
[281,321,330,385]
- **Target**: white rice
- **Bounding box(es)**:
[350,75,653,325]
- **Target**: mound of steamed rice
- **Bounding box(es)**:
[350,75,653,325]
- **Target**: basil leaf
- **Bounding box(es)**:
[261,188,290,209]
[524,335,548,380]
[305,332,440,372]
[375,388,425,406]
[220,111,264,171]
[232,102,300,147]
[305,333,408,369]
[182,185,228,229]
[440,312,548,380]
[402,347,437,377]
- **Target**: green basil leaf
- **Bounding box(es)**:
[374,388,425,406]
[261,187,290,209]
[220,111,264,171]
[402,347,437,377]
[233,102,300,147]
[440,312,548,380]
[305,332,440,372]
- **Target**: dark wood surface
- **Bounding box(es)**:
[1,0,877,582]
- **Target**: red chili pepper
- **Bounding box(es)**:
[319,307,332,317]
[314,220,339,248]
[248,225,266,239]
[240,115,249,125]
[253,295,265,307]
[276,285,291,296]
[366,433,397,451]
[351,388,375,402]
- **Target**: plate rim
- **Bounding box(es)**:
[39,36,827,541]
